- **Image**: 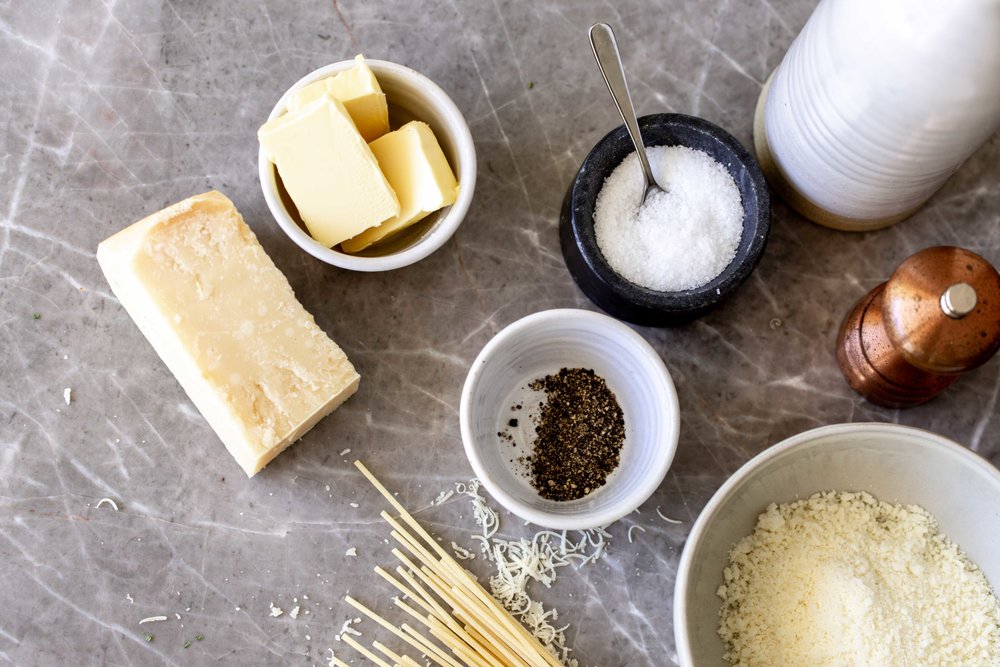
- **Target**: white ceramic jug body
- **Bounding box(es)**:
[755,0,1000,231]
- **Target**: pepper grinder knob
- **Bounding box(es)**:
[837,246,1000,408]
[940,283,977,318]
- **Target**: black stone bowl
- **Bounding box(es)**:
[560,113,770,327]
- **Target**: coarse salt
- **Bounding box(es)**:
[594,145,743,292]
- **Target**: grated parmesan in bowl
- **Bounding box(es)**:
[675,423,1000,667]
[718,491,1000,665]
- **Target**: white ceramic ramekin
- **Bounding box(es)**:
[258,59,476,271]
[460,309,680,530]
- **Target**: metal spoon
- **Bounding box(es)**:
[589,22,667,205]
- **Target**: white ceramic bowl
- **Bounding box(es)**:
[460,309,680,530]
[258,59,476,271]
[674,422,1000,667]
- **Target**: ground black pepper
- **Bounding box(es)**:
[526,367,625,501]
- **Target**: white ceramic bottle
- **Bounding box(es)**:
[754,0,1000,231]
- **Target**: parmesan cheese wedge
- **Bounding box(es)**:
[97,191,360,476]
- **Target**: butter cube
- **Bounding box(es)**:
[97,191,360,477]
[288,55,389,142]
[259,94,399,247]
[341,121,459,253]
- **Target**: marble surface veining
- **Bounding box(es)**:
[1,1,998,665]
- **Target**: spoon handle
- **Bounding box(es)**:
[589,22,657,193]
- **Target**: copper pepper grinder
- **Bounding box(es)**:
[837,246,1000,408]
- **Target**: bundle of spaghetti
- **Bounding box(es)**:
[342,460,566,667]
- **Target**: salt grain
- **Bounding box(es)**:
[594,145,743,291]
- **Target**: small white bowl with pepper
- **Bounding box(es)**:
[460,308,679,530]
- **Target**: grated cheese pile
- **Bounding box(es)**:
[454,480,610,667]
[718,491,1000,666]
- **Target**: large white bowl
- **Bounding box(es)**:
[259,59,476,271]
[460,309,680,530]
[674,422,1000,666]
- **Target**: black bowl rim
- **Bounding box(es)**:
[568,113,770,314]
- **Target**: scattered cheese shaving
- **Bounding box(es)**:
[345,547,357,557]
[450,541,475,560]
[174,613,181,620]
[432,489,454,505]
[125,593,134,604]
[138,616,168,625]
[269,602,283,617]
[339,448,351,456]
[336,617,361,641]
[455,479,610,667]
[349,502,359,508]
[455,480,499,538]
[628,524,647,544]
[63,387,72,405]
[95,498,119,511]
[289,605,300,619]
[656,506,683,524]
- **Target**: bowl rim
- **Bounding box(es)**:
[672,421,1000,666]
[257,58,477,272]
[459,308,680,530]
[566,113,770,313]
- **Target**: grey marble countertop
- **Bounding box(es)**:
[2,1,998,665]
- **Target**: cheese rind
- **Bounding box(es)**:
[287,55,390,142]
[342,121,459,253]
[96,191,360,476]
[259,95,399,247]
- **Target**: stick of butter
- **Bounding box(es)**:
[259,94,399,248]
[97,191,360,477]
[341,121,459,253]
[287,54,390,142]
